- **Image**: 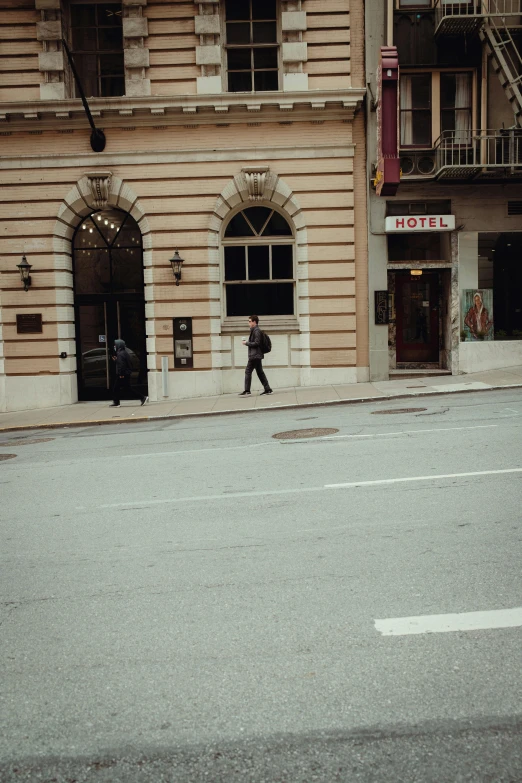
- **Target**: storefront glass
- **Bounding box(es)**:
[459,232,522,341]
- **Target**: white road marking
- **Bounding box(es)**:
[97,485,321,510]
[325,468,522,490]
[93,467,522,510]
[375,607,522,636]
[317,424,497,441]
[122,441,273,459]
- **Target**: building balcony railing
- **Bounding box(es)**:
[434,128,522,179]
[434,0,522,36]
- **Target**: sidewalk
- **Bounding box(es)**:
[1,366,522,434]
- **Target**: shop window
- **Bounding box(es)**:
[223,206,294,317]
[70,1,125,98]
[477,232,522,339]
[225,0,279,93]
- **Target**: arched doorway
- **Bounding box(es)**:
[73,207,148,401]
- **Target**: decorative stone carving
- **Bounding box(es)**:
[242,166,270,201]
[86,172,113,209]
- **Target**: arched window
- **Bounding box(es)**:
[222,206,295,317]
[73,208,143,295]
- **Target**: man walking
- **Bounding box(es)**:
[110,338,148,408]
[239,315,272,396]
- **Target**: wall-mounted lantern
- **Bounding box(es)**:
[169,251,184,286]
[17,255,32,291]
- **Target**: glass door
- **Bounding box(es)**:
[73,208,148,401]
[396,273,440,363]
[77,303,111,395]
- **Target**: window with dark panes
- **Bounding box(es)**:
[399,0,431,6]
[400,73,431,146]
[225,0,279,93]
[73,208,143,295]
[70,2,124,98]
[440,72,472,140]
[388,233,443,262]
[223,207,294,317]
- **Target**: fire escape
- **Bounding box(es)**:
[433,0,522,180]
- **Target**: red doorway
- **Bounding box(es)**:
[395,273,440,363]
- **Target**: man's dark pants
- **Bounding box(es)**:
[244,358,270,393]
[113,375,142,405]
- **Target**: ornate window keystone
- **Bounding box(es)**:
[242,166,271,201]
[85,172,113,209]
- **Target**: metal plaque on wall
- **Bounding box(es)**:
[374,291,389,325]
[173,317,193,368]
[16,314,43,334]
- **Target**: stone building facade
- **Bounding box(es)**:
[0,0,367,412]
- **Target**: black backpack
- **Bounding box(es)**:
[260,330,272,354]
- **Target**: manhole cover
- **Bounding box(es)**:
[0,454,17,461]
[371,408,427,415]
[273,428,339,440]
[0,437,54,448]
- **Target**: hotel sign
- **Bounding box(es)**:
[385,215,456,233]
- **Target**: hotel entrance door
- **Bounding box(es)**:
[396,273,440,363]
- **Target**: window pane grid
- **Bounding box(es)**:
[225,0,278,93]
[70,2,124,98]
[223,206,294,316]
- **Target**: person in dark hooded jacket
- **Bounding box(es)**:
[110,339,148,407]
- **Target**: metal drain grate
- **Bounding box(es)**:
[0,437,54,448]
[0,454,17,461]
[273,427,339,440]
[371,408,427,415]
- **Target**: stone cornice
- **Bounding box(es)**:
[0,89,366,131]
[0,144,355,171]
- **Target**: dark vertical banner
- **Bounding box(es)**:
[375,46,400,197]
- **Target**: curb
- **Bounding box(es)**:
[1,383,521,435]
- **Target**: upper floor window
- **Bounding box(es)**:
[400,74,431,146]
[225,0,279,93]
[70,1,125,98]
[440,72,472,136]
[400,70,473,147]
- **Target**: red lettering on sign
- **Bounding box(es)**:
[440,218,449,228]
[419,217,427,227]
[429,217,436,228]
[396,218,405,228]
[407,218,417,228]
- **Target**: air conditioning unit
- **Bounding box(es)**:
[400,152,437,177]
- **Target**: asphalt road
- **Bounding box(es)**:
[1,389,521,782]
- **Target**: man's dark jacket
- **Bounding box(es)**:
[114,339,133,376]
[245,325,264,360]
